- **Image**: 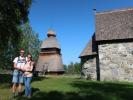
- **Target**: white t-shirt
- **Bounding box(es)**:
[13,56,27,69]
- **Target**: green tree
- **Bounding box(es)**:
[20,23,41,62]
[74,62,81,73]
[63,64,67,72]
[0,23,41,70]
[66,62,81,74]
[0,0,32,69]
[0,0,32,52]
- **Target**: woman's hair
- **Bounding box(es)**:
[28,53,32,61]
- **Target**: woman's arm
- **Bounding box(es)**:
[26,61,34,71]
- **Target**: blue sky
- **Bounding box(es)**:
[29,0,133,65]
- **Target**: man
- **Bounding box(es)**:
[12,49,27,98]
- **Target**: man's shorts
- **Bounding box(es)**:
[12,70,24,83]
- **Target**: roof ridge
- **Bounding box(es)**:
[96,8,133,15]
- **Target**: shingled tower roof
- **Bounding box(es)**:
[41,30,61,49]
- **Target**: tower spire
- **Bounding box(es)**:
[47,29,56,37]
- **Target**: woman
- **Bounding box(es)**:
[22,54,34,98]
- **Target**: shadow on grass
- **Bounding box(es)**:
[71,80,133,100]
[0,73,12,88]
[0,73,12,83]
[17,80,133,100]
[17,91,97,100]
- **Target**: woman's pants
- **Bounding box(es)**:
[24,77,32,96]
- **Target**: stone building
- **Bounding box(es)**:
[79,8,133,81]
[36,30,64,75]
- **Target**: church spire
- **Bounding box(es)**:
[47,29,56,37]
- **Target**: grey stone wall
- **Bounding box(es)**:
[81,57,97,80]
[98,42,133,81]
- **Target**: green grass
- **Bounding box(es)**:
[1,74,133,100]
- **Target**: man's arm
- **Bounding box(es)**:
[13,57,20,70]
[13,63,17,68]
[13,63,20,70]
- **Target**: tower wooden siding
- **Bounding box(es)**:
[36,30,64,74]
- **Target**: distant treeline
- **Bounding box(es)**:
[64,62,81,74]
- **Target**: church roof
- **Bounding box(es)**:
[79,35,97,57]
[80,8,133,58]
[41,30,61,49]
[96,8,133,41]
